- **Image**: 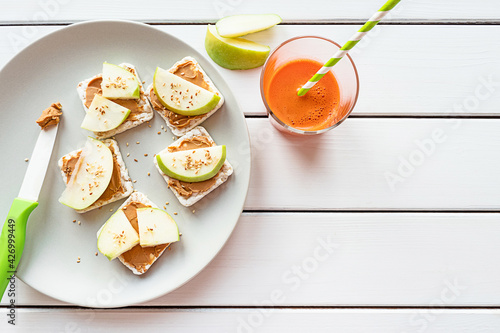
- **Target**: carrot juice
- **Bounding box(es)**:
[260,36,359,135]
[264,58,340,131]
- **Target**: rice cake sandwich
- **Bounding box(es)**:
[96,191,180,275]
[77,62,153,139]
[154,126,233,207]
[58,137,133,213]
[147,56,224,136]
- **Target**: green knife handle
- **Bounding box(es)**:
[0,198,38,301]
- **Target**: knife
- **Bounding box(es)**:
[0,123,59,300]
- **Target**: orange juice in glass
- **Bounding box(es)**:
[261,36,359,135]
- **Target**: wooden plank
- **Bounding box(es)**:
[244,118,500,210]
[1,25,499,116]
[2,309,500,332]
[1,0,500,23]
[4,213,500,306]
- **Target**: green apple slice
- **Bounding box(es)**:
[81,95,131,132]
[136,208,179,247]
[97,209,140,260]
[205,25,270,70]
[101,62,140,99]
[59,137,113,210]
[216,14,282,38]
[153,67,220,116]
[156,145,226,182]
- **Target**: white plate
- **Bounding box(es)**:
[0,20,251,307]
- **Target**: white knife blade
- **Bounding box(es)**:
[18,124,59,202]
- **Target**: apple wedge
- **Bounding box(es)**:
[153,67,220,116]
[137,208,179,247]
[156,145,226,182]
[59,137,113,210]
[216,14,282,38]
[81,95,131,132]
[97,209,140,260]
[101,62,140,99]
[205,24,270,70]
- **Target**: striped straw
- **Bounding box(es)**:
[297,0,401,96]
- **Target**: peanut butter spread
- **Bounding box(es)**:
[173,61,210,91]
[36,102,62,129]
[61,144,124,203]
[150,60,212,129]
[120,201,168,274]
[167,136,219,198]
[85,77,143,122]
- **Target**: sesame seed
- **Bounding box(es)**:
[165,202,169,205]
[133,180,137,183]
[161,125,164,129]
[174,212,178,215]
[78,257,81,260]
[163,206,166,209]
[148,125,151,128]
[72,219,76,223]
[144,153,148,157]
[127,153,130,157]
[136,141,140,144]
[24,158,29,162]
[192,210,196,213]
[110,209,113,212]
[157,131,161,135]
[134,159,138,162]
[77,260,80,263]
[78,221,81,225]
[126,142,129,147]
[147,172,150,176]
[95,252,98,256]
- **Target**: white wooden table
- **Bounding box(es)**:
[2,1,500,331]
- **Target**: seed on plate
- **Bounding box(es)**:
[78,221,81,225]
[110,209,113,212]
[163,206,166,209]
[192,210,195,213]
[144,153,148,157]
[147,172,150,176]
[174,212,178,215]
[95,252,98,256]
[161,125,164,129]
[148,125,151,128]
[133,180,137,183]
[136,141,140,144]
[24,158,29,162]
[72,219,76,223]
[126,142,129,147]
[157,131,161,135]
[165,202,169,205]
[134,159,138,162]
[127,153,130,157]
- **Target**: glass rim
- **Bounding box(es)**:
[260,35,360,135]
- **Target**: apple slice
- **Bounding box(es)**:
[153,67,220,116]
[156,145,226,182]
[205,25,270,70]
[59,137,113,210]
[136,208,179,247]
[101,62,140,99]
[216,14,282,38]
[81,95,131,132]
[97,209,140,260]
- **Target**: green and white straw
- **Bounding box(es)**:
[297,0,401,96]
